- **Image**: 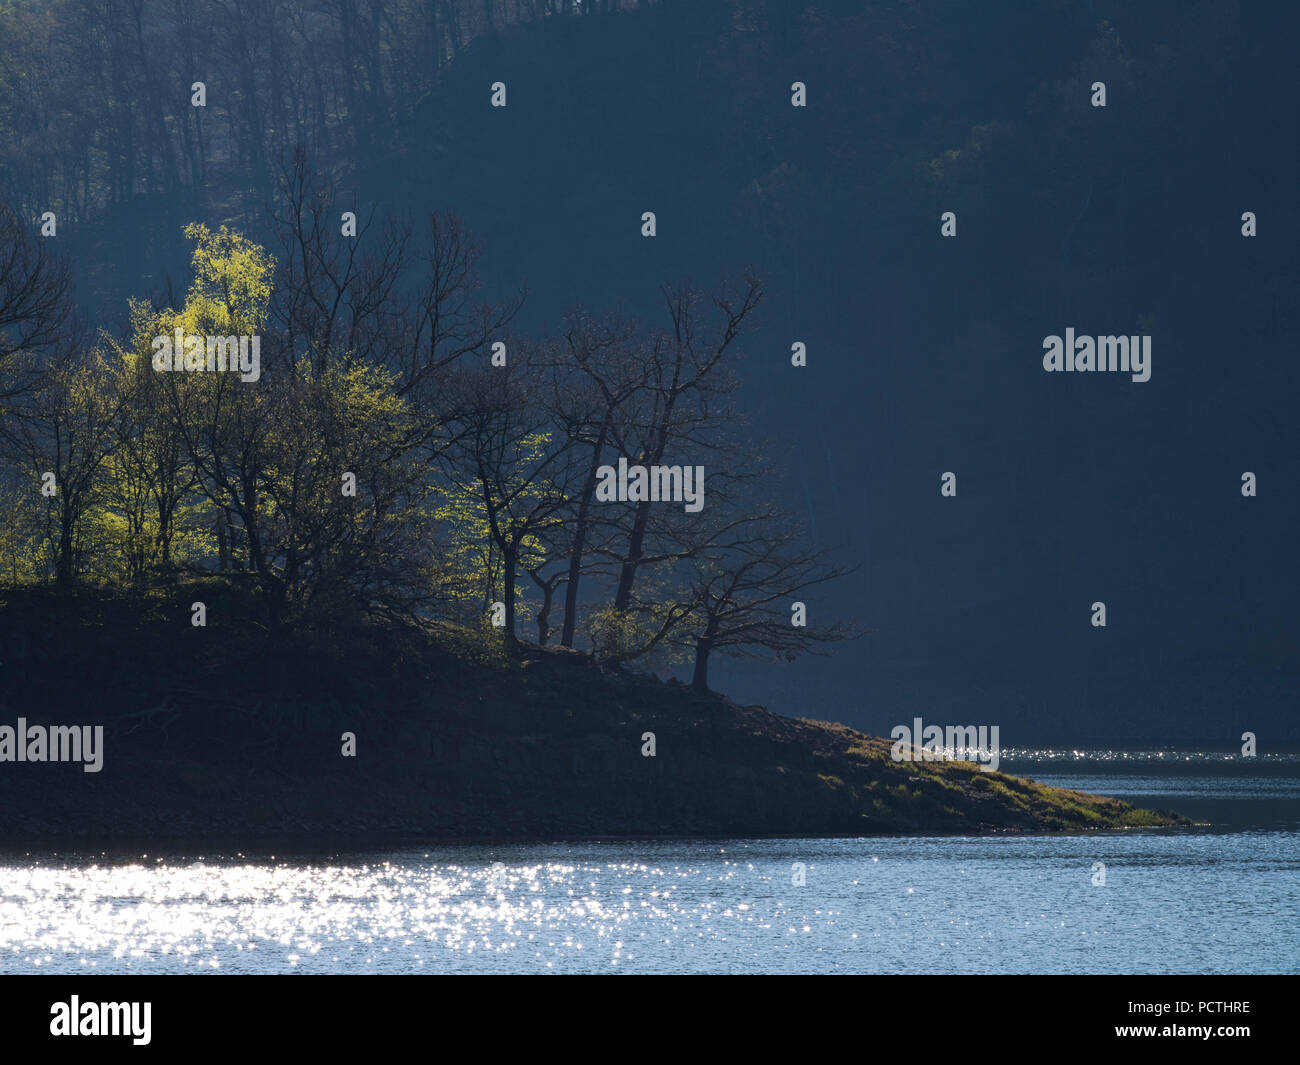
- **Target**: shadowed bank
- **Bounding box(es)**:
[0,587,1185,840]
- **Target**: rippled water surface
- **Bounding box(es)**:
[2,754,1297,973]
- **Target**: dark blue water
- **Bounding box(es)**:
[2,752,1296,973]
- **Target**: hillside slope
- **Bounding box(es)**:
[0,587,1185,839]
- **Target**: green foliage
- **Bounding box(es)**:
[586,605,642,661]
[585,597,691,670]
[180,222,274,334]
[0,476,53,582]
[433,429,558,625]
[2,223,437,622]
[0,211,844,692]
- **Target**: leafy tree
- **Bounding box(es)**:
[3,351,120,586]
[440,354,577,651]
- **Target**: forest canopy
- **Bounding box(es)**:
[0,152,857,691]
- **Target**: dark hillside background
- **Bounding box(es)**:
[1,0,1295,744]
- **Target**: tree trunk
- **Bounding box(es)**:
[56,516,75,587]
[691,638,712,693]
[613,499,650,609]
[614,419,672,611]
[536,582,551,645]
[502,548,518,652]
[561,428,607,646]
[216,508,230,571]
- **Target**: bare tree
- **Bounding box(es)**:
[271,149,411,378]
[401,209,524,407]
[0,200,74,401]
[678,513,862,692]
[604,272,762,612]
[440,347,580,651]
[542,310,645,647]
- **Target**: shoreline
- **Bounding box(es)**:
[0,588,1190,841]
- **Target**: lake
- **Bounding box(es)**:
[2,752,1297,974]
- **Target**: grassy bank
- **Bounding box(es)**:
[0,586,1187,839]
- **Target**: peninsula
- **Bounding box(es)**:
[0,587,1185,841]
